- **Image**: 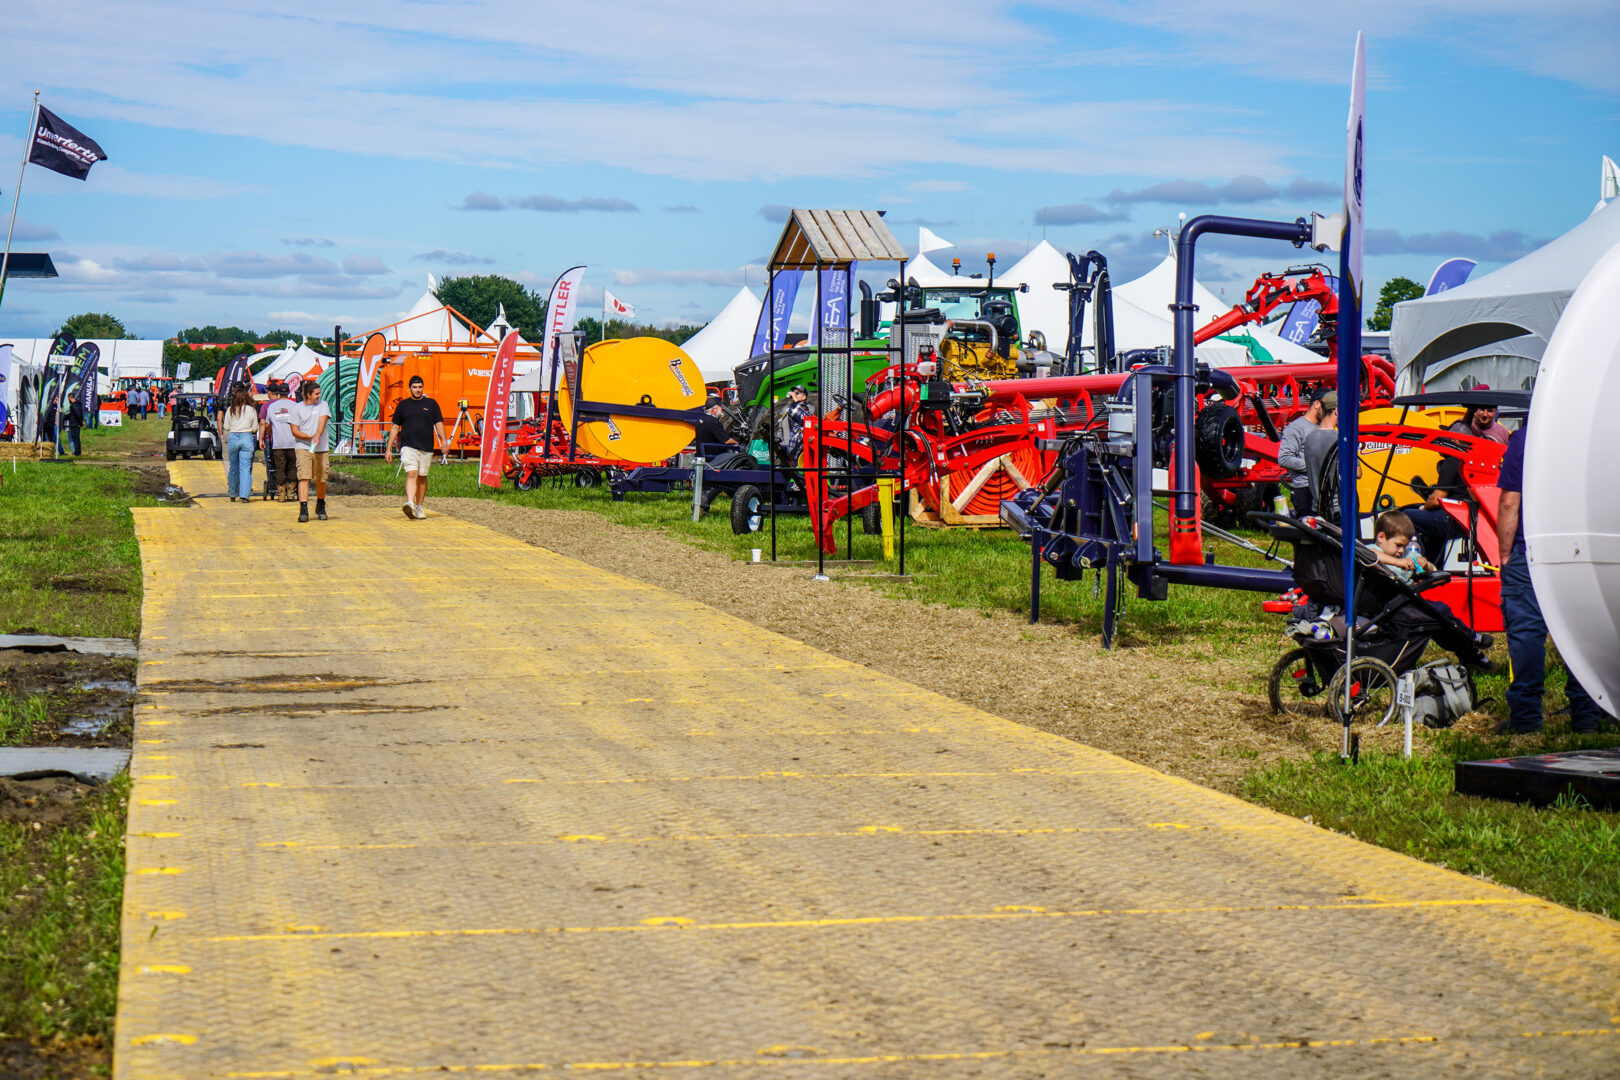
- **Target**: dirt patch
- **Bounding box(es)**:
[0,652,135,748]
[327,468,381,496]
[201,702,432,717]
[0,774,96,827]
[0,1038,107,1080]
[344,496,1343,792]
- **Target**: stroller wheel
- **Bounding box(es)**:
[1267,647,1332,719]
[1327,657,1400,728]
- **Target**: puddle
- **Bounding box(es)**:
[157,484,192,504]
[0,747,130,784]
[0,634,138,659]
[84,679,136,693]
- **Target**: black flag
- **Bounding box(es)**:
[28,106,107,180]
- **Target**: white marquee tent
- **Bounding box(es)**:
[679,285,762,383]
[0,338,165,380]
[1390,199,1620,391]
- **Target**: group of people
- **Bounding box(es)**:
[1281,384,1601,735]
[126,385,170,419]
[217,378,332,522]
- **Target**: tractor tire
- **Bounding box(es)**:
[730,484,766,535]
[1194,402,1245,480]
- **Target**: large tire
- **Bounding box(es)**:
[1194,402,1245,480]
[862,501,882,535]
[730,484,766,535]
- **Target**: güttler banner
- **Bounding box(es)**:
[29,106,107,180]
[540,264,586,384]
[74,343,101,425]
[477,330,522,487]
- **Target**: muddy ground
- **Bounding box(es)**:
[348,496,1466,792]
[0,650,136,751]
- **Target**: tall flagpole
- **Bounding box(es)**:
[0,91,42,314]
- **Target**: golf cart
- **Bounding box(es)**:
[166,394,220,460]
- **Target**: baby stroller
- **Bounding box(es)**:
[1254,512,1489,727]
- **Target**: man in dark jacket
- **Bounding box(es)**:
[65,399,86,456]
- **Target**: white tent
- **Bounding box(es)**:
[679,286,761,383]
[254,343,331,382]
[0,338,165,380]
[1000,241,1072,354]
[1390,199,1620,391]
[1110,256,1325,368]
[383,289,479,346]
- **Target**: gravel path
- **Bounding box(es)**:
[350,495,1329,791]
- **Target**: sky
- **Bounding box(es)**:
[0,0,1616,342]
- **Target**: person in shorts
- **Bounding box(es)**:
[260,383,300,502]
[289,380,332,523]
[386,375,445,519]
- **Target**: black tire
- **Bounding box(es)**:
[574,469,601,489]
[165,445,176,461]
[1267,647,1333,719]
[862,501,882,535]
[1194,402,1245,480]
[1327,657,1400,727]
[515,469,538,492]
[706,450,758,472]
[730,484,765,535]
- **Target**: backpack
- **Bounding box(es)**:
[1409,661,1476,728]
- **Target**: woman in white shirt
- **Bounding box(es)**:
[220,384,261,502]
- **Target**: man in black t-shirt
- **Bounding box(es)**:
[690,397,736,452]
[385,375,446,519]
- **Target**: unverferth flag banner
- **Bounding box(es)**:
[478,330,521,488]
[29,106,107,180]
[74,343,101,421]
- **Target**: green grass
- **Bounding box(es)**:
[0,462,160,637]
[73,415,172,460]
[0,693,50,745]
[1244,729,1620,918]
[0,773,128,1043]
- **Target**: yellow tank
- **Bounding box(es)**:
[1357,405,1466,512]
[559,337,705,463]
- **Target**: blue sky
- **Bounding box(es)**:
[0,0,1615,340]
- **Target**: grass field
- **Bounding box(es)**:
[0,461,160,639]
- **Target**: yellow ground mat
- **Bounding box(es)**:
[118,461,1620,1078]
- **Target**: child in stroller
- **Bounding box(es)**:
[1258,509,1495,725]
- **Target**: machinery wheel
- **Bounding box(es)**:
[514,469,538,492]
[1267,647,1333,719]
[862,501,882,535]
[730,484,765,535]
[1326,657,1400,728]
[165,445,176,461]
[1194,402,1245,480]
[574,469,601,489]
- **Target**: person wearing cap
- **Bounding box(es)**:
[1278,389,1334,514]
[691,396,736,451]
[1300,392,1342,518]
[778,385,815,463]
[386,375,446,519]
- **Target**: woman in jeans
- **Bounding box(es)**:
[220,384,260,503]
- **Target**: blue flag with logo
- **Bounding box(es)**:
[751,271,803,356]
[74,343,101,426]
[808,264,854,347]
[1425,258,1475,296]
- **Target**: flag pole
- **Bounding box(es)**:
[0,91,41,314]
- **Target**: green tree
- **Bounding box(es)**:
[57,312,133,339]
[1367,276,1424,331]
[575,317,705,347]
[434,275,547,339]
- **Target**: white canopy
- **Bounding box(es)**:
[1390,199,1620,391]
[679,286,762,383]
[255,343,331,381]
[1111,256,1324,368]
[0,338,165,380]
[382,289,479,346]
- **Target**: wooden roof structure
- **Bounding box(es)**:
[768,210,907,270]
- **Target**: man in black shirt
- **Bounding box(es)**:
[385,375,446,519]
[691,397,736,452]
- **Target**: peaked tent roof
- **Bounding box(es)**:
[377,290,480,347]
[1390,199,1620,390]
[1001,241,1072,354]
[1113,255,1324,367]
[680,286,762,383]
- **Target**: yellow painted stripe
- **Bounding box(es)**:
[204,897,1536,944]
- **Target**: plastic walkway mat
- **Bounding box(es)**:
[118,462,1620,1078]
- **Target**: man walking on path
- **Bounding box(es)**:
[289,381,332,523]
[1495,421,1605,734]
[385,375,445,519]
[261,383,299,503]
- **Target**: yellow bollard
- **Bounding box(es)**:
[877,477,895,561]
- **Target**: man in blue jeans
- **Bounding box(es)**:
[1495,421,1605,734]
